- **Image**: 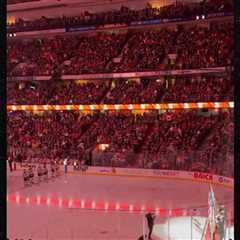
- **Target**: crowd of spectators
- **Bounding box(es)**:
[160,75,233,103]
[197,112,233,176]
[142,110,233,177]
[7,0,233,32]
[7,0,233,178]
[108,22,233,72]
[7,76,233,105]
[7,110,233,176]
[7,80,111,104]
[8,33,127,76]
[8,21,233,76]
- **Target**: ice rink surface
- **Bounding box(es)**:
[7,169,233,240]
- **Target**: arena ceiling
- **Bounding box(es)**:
[7,0,200,20]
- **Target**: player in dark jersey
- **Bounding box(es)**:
[8,154,13,172]
[51,162,55,178]
[23,169,29,186]
[55,161,60,177]
[37,165,42,183]
[145,212,155,240]
[43,164,48,181]
[28,166,34,184]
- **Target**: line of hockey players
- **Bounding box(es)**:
[23,161,60,186]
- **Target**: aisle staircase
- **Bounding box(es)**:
[134,122,155,154]
[195,119,224,150]
[104,32,133,71]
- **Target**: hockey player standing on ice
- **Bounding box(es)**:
[64,157,68,174]
[145,212,155,240]
[23,169,29,186]
[8,154,13,172]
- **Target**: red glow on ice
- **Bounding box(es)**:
[115,203,120,211]
[68,199,73,208]
[62,198,69,207]
[172,208,183,216]
[40,196,47,205]
[16,195,20,204]
[50,197,58,206]
[73,199,81,208]
[81,200,85,209]
[26,197,30,204]
[7,193,191,217]
[104,202,109,211]
[91,201,96,209]
[129,204,133,213]
[58,198,63,207]
[37,196,41,205]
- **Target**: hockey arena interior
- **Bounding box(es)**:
[7,0,234,239]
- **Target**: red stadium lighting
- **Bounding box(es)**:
[183,103,189,109]
[47,197,51,206]
[91,201,96,209]
[68,199,73,208]
[104,202,109,211]
[16,195,20,205]
[43,105,49,110]
[66,105,72,110]
[58,198,63,207]
[81,200,85,209]
[37,196,41,206]
[182,209,187,216]
[141,205,146,212]
[155,208,160,215]
[115,203,120,211]
[129,204,133,213]
[128,104,133,110]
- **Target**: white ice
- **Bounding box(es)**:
[7,168,233,240]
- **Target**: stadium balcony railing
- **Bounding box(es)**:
[7,2,233,34]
